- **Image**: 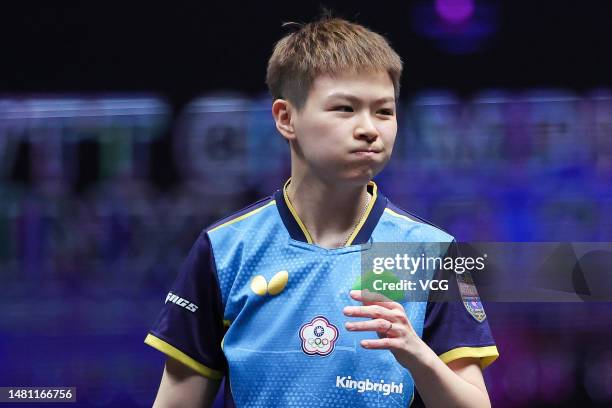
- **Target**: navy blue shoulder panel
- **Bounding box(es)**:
[206,195,275,232]
[147,231,228,375]
[386,200,453,236]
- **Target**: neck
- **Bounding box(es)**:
[285,174,372,249]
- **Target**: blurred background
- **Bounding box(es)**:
[1,1,612,407]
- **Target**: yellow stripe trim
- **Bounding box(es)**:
[384,208,420,224]
[208,200,276,233]
[282,179,314,244]
[144,333,224,380]
[438,345,499,370]
[345,181,377,246]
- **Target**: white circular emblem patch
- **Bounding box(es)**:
[299,316,339,356]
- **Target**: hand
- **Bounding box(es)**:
[342,289,428,369]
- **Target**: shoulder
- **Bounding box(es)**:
[206,195,277,235]
[378,199,455,243]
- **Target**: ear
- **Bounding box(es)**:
[272,99,297,142]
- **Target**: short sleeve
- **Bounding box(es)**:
[421,241,499,370]
[144,231,227,380]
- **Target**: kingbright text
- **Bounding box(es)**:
[336,376,403,396]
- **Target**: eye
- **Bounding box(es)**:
[378,109,395,116]
[333,105,354,112]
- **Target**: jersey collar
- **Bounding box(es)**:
[273,178,387,246]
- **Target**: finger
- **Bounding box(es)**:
[360,337,401,350]
[343,305,405,323]
[343,304,396,320]
[351,289,393,303]
[345,318,395,334]
[349,290,402,310]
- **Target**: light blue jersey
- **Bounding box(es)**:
[146,180,498,407]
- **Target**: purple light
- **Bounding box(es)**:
[435,0,475,24]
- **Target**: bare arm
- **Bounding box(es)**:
[409,352,490,408]
[152,357,221,408]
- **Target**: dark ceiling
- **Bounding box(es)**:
[2,1,611,109]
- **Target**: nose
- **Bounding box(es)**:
[354,113,379,143]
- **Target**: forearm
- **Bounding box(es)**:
[407,340,490,408]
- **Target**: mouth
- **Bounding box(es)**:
[350,147,382,153]
[350,148,382,157]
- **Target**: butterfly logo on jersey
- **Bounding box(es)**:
[250,270,289,296]
[299,315,339,356]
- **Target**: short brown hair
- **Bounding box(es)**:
[266,16,403,110]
